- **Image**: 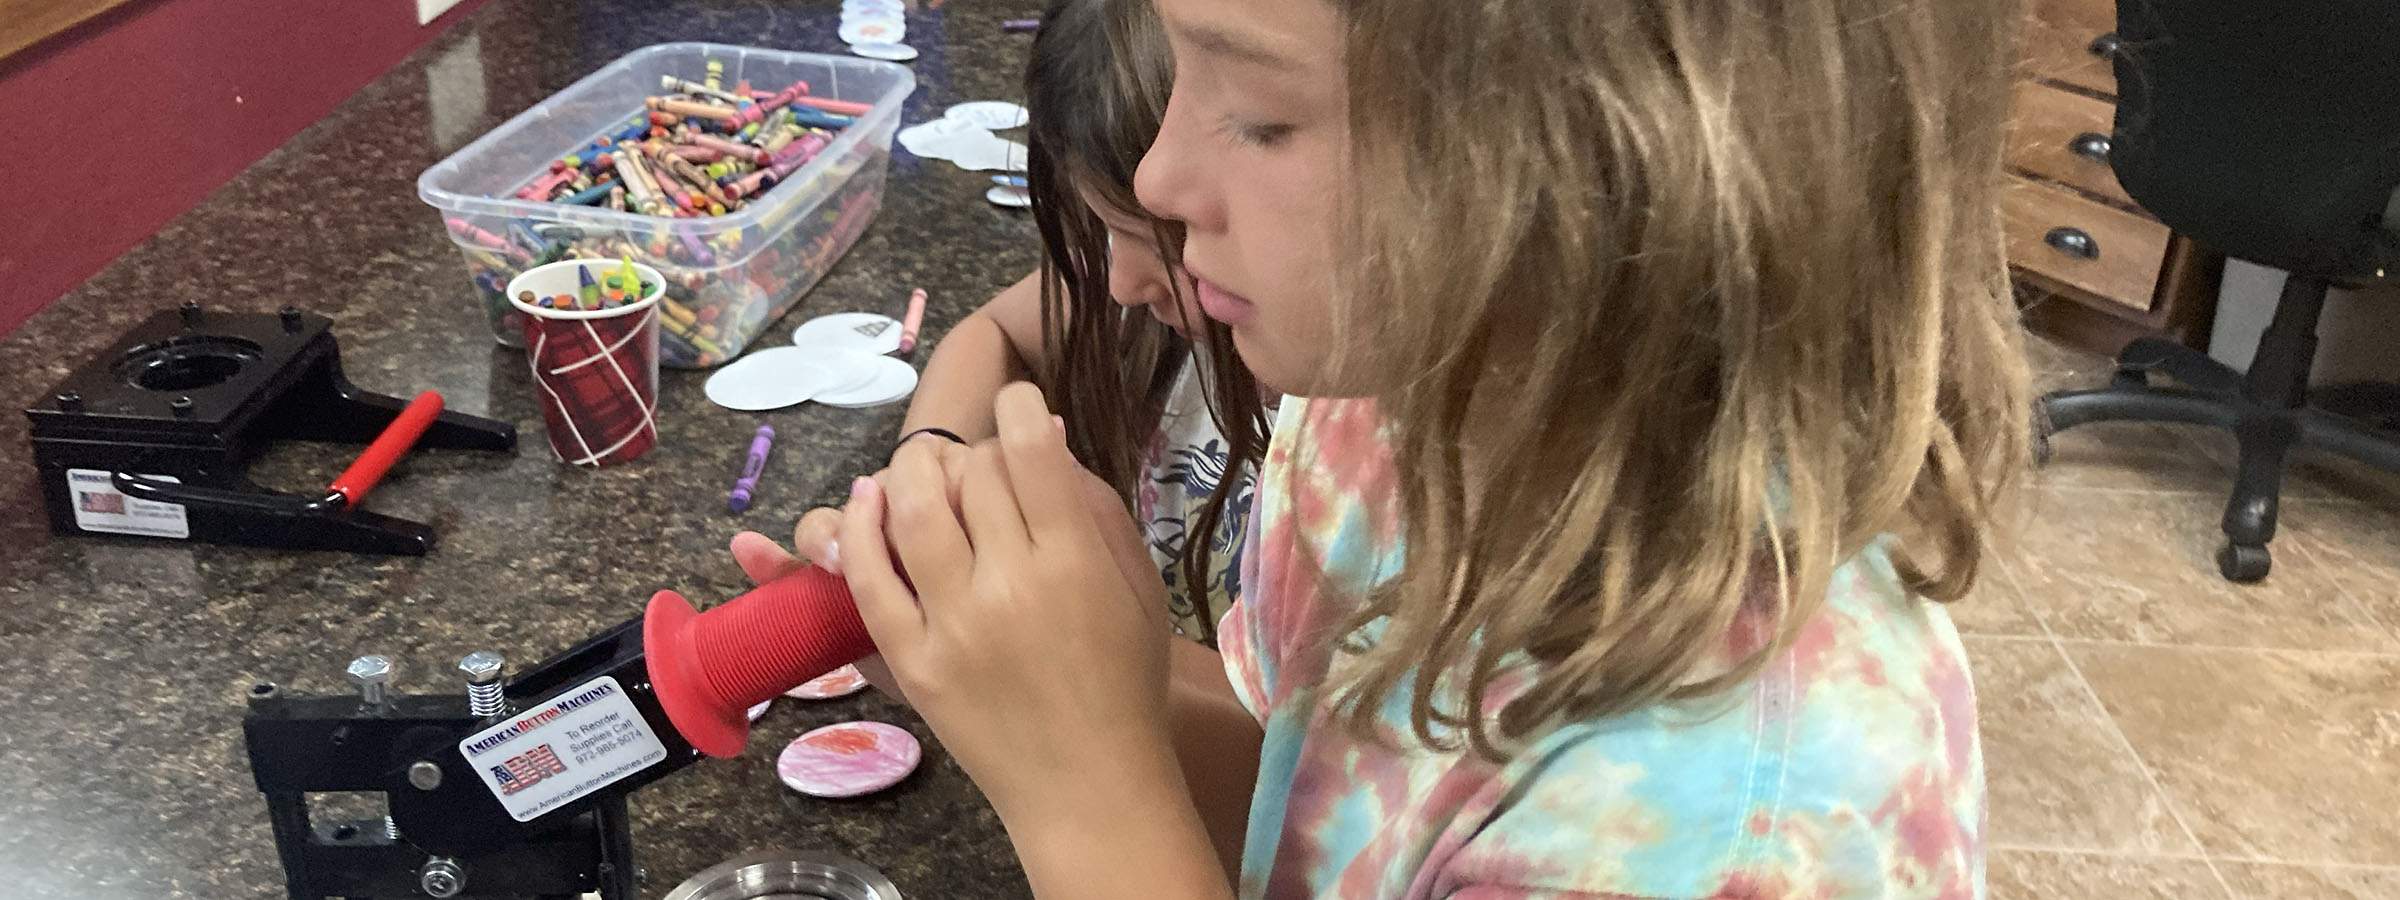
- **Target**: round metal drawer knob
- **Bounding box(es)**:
[2044,227,2100,260]
[2069,131,2112,162]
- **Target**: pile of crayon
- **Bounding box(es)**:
[447,61,892,368]
[521,258,660,311]
[512,67,870,219]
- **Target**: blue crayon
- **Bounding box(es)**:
[506,220,549,253]
[788,108,855,130]
[558,181,616,206]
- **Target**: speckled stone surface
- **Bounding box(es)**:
[0,1,1042,896]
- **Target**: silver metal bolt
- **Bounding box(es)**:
[407,760,444,791]
[418,857,465,898]
[346,655,394,710]
[382,814,400,842]
[458,651,510,718]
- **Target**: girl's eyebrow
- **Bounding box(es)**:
[1169,18,1304,71]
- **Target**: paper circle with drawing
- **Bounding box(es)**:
[791,312,904,356]
[785,664,869,699]
[776,721,920,797]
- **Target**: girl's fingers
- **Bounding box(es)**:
[837,476,926,645]
[956,443,1032,556]
[792,507,844,575]
[992,383,1104,546]
[881,439,978,603]
[730,530,807,584]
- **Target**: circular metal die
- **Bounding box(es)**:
[662,851,902,900]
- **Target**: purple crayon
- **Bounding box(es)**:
[728,424,776,513]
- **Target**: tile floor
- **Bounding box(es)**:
[1976,335,2400,899]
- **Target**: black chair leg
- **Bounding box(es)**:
[2036,272,2346,584]
[2218,413,2295,582]
[2118,337,2244,397]
[2209,274,2330,583]
[2301,408,2400,473]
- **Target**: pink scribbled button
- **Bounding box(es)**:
[776,721,920,798]
[785,664,868,699]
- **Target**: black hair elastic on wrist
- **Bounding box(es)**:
[893,427,968,455]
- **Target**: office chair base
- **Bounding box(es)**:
[2043,323,2400,583]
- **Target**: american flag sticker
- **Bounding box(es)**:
[491,744,570,795]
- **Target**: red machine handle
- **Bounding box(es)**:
[645,566,875,757]
[328,391,444,507]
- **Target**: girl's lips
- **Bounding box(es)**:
[1192,276,1258,327]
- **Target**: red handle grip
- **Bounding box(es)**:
[645,566,875,757]
[328,391,444,507]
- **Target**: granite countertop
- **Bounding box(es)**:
[0,1,1044,896]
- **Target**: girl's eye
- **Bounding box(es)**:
[1220,115,1294,148]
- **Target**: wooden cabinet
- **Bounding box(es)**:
[2008,0,2225,355]
[0,0,141,62]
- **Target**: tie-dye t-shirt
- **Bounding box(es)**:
[1220,396,1985,899]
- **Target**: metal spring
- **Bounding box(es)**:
[467,680,509,718]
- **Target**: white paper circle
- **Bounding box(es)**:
[986,185,1031,208]
[897,117,980,160]
[815,354,919,408]
[792,312,904,356]
[944,133,1029,172]
[945,101,1031,130]
[702,348,843,411]
[850,41,918,61]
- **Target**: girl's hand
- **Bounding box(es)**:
[725,507,893,698]
[840,382,1181,823]
[726,437,978,701]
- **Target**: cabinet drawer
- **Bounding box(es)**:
[2004,178,2169,313]
[2006,82,2130,204]
[2018,0,2117,95]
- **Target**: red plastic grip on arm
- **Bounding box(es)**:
[328,391,444,508]
[644,565,875,757]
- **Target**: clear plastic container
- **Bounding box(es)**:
[417,43,915,368]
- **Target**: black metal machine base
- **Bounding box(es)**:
[24,304,516,555]
[245,616,697,900]
[2041,274,2400,582]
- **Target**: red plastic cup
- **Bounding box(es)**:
[507,259,665,467]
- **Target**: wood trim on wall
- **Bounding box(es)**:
[0,0,141,62]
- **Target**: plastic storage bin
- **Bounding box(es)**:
[418,43,914,367]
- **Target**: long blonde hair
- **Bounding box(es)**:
[1325,0,2033,757]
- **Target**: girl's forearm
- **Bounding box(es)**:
[999,642,1256,898]
[1168,637,1262,881]
[900,272,1047,444]
[1003,744,1237,900]
[901,312,1029,443]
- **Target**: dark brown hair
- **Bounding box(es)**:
[1025,0,1269,642]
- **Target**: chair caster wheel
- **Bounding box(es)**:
[2217,543,2271,583]
[2110,366,2150,390]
